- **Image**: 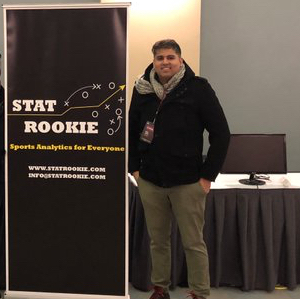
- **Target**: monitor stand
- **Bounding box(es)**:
[239,172,266,185]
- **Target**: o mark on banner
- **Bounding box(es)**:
[109,82,115,89]
[92,111,99,118]
[107,128,114,136]
[82,91,89,99]
[116,108,122,116]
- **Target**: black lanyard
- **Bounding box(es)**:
[152,91,166,124]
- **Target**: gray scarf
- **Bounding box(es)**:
[135,64,186,100]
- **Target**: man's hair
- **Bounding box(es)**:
[152,39,181,57]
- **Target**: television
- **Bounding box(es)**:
[220,134,287,185]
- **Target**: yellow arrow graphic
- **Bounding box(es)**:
[8,84,126,117]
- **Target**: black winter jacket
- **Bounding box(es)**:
[129,62,230,187]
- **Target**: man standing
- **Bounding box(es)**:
[129,39,230,299]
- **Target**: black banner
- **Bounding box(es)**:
[5,5,128,297]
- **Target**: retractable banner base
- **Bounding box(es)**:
[4,4,129,299]
[4,291,129,299]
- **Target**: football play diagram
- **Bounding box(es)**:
[9,82,126,136]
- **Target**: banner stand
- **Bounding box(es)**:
[4,291,129,299]
[4,4,130,299]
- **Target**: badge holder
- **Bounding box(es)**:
[140,121,154,144]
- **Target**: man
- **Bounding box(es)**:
[129,39,230,299]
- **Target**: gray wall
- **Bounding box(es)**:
[200,0,300,171]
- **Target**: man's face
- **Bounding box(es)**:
[153,48,183,84]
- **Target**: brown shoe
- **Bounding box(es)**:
[150,286,170,299]
[187,291,206,299]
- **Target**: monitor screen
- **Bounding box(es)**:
[220,134,287,185]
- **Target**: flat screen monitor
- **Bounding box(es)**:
[220,134,287,185]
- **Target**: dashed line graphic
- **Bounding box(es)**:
[8,84,125,117]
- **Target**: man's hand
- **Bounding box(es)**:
[199,178,211,194]
[132,171,140,182]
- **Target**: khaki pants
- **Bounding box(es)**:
[138,177,210,298]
